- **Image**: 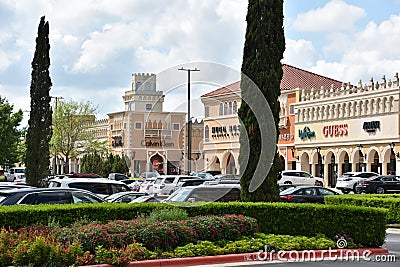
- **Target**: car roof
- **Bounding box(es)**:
[0,187,95,195]
[50,177,126,184]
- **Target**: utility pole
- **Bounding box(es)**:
[178,67,199,174]
[50,96,64,174]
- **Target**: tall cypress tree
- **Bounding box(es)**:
[238,0,285,201]
[26,16,53,187]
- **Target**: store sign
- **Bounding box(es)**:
[279,134,294,141]
[141,139,174,147]
[212,124,240,138]
[363,121,380,133]
[323,124,348,137]
[298,126,315,140]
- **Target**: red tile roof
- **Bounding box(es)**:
[201,64,343,97]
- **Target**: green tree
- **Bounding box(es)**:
[50,99,107,173]
[238,0,285,201]
[0,97,23,168]
[26,16,53,187]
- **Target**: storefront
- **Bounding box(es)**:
[293,74,400,187]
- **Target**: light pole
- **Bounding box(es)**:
[178,67,199,174]
[50,96,64,174]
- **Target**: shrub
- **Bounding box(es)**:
[147,207,189,222]
[325,194,400,224]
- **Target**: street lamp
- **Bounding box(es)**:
[50,96,64,174]
[178,67,200,174]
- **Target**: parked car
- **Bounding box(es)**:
[355,175,400,194]
[190,172,215,179]
[176,178,212,188]
[279,186,340,203]
[130,195,161,203]
[120,179,143,191]
[5,167,25,182]
[137,178,157,194]
[152,175,198,196]
[335,172,379,193]
[279,184,297,192]
[164,184,241,203]
[0,183,34,190]
[0,188,105,206]
[139,172,160,179]
[104,191,147,203]
[108,173,130,181]
[48,178,131,198]
[277,170,323,186]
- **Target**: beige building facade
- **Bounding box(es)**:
[293,73,400,187]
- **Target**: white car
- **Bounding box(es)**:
[48,178,131,198]
[277,170,323,186]
[152,175,197,196]
[335,172,379,193]
[5,167,25,182]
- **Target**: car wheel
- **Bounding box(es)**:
[376,186,386,194]
[284,181,292,185]
[352,184,358,194]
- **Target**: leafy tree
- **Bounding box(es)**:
[26,16,53,187]
[81,153,128,177]
[238,0,285,201]
[50,99,108,173]
[0,97,23,168]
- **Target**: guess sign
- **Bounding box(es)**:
[323,124,348,137]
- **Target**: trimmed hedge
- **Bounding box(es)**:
[325,194,400,224]
[0,202,388,247]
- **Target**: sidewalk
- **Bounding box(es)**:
[84,247,389,267]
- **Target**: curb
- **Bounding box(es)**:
[83,247,389,267]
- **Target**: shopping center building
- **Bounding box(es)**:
[200,64,343,176]
[294,73,400,187]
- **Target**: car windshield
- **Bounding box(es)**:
[165,188,192,202]
[14,169,25,173]
[280,187,299,194]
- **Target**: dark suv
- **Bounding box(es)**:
[0,188,105,206]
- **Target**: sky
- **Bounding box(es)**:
[1,0,400,127]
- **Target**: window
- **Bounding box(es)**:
[219,103,223,116]
[123,123,127,129]
[146,104,152,111]
[205,125,209,141]
[290,104,295,115]
[228,102,232,115]
[110,125,113,130]
[233,101,238,114]
[173,123,180,131]
[224,102,228,115]
[136,82,142,90]
[204,106,210,117]
[135,122,142,130]
[72,192,102,203]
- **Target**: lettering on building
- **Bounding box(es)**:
[323,124,348,137]
[140,140,174,147]
[363,121,380,133]
[298,126,315,140]
[212,125,240,138]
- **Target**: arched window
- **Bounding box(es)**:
[228,102,233,115]
[219,103,223,116]
[136,82,142,90]
[233,101,238,113]
[224,102,228,115]
[145,82,151,91]
[205,125,209,141]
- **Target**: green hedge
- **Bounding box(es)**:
[0,202,387,247]
[325,194,400,224]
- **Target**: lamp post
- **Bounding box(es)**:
[178,67,199,174]
[50,96,64,174]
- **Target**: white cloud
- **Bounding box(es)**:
[283,38,316,68]
[0,50,12,71]
[293,0,365,32]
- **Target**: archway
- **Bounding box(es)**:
[150,153,164,174]
[226,153,236,174]
[299,152,310,174]
[325,151,336,187]
[208,156,221,174]
[338,150,351,177]
[367,149,381,174]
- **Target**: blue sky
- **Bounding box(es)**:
[1,0,400,125]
